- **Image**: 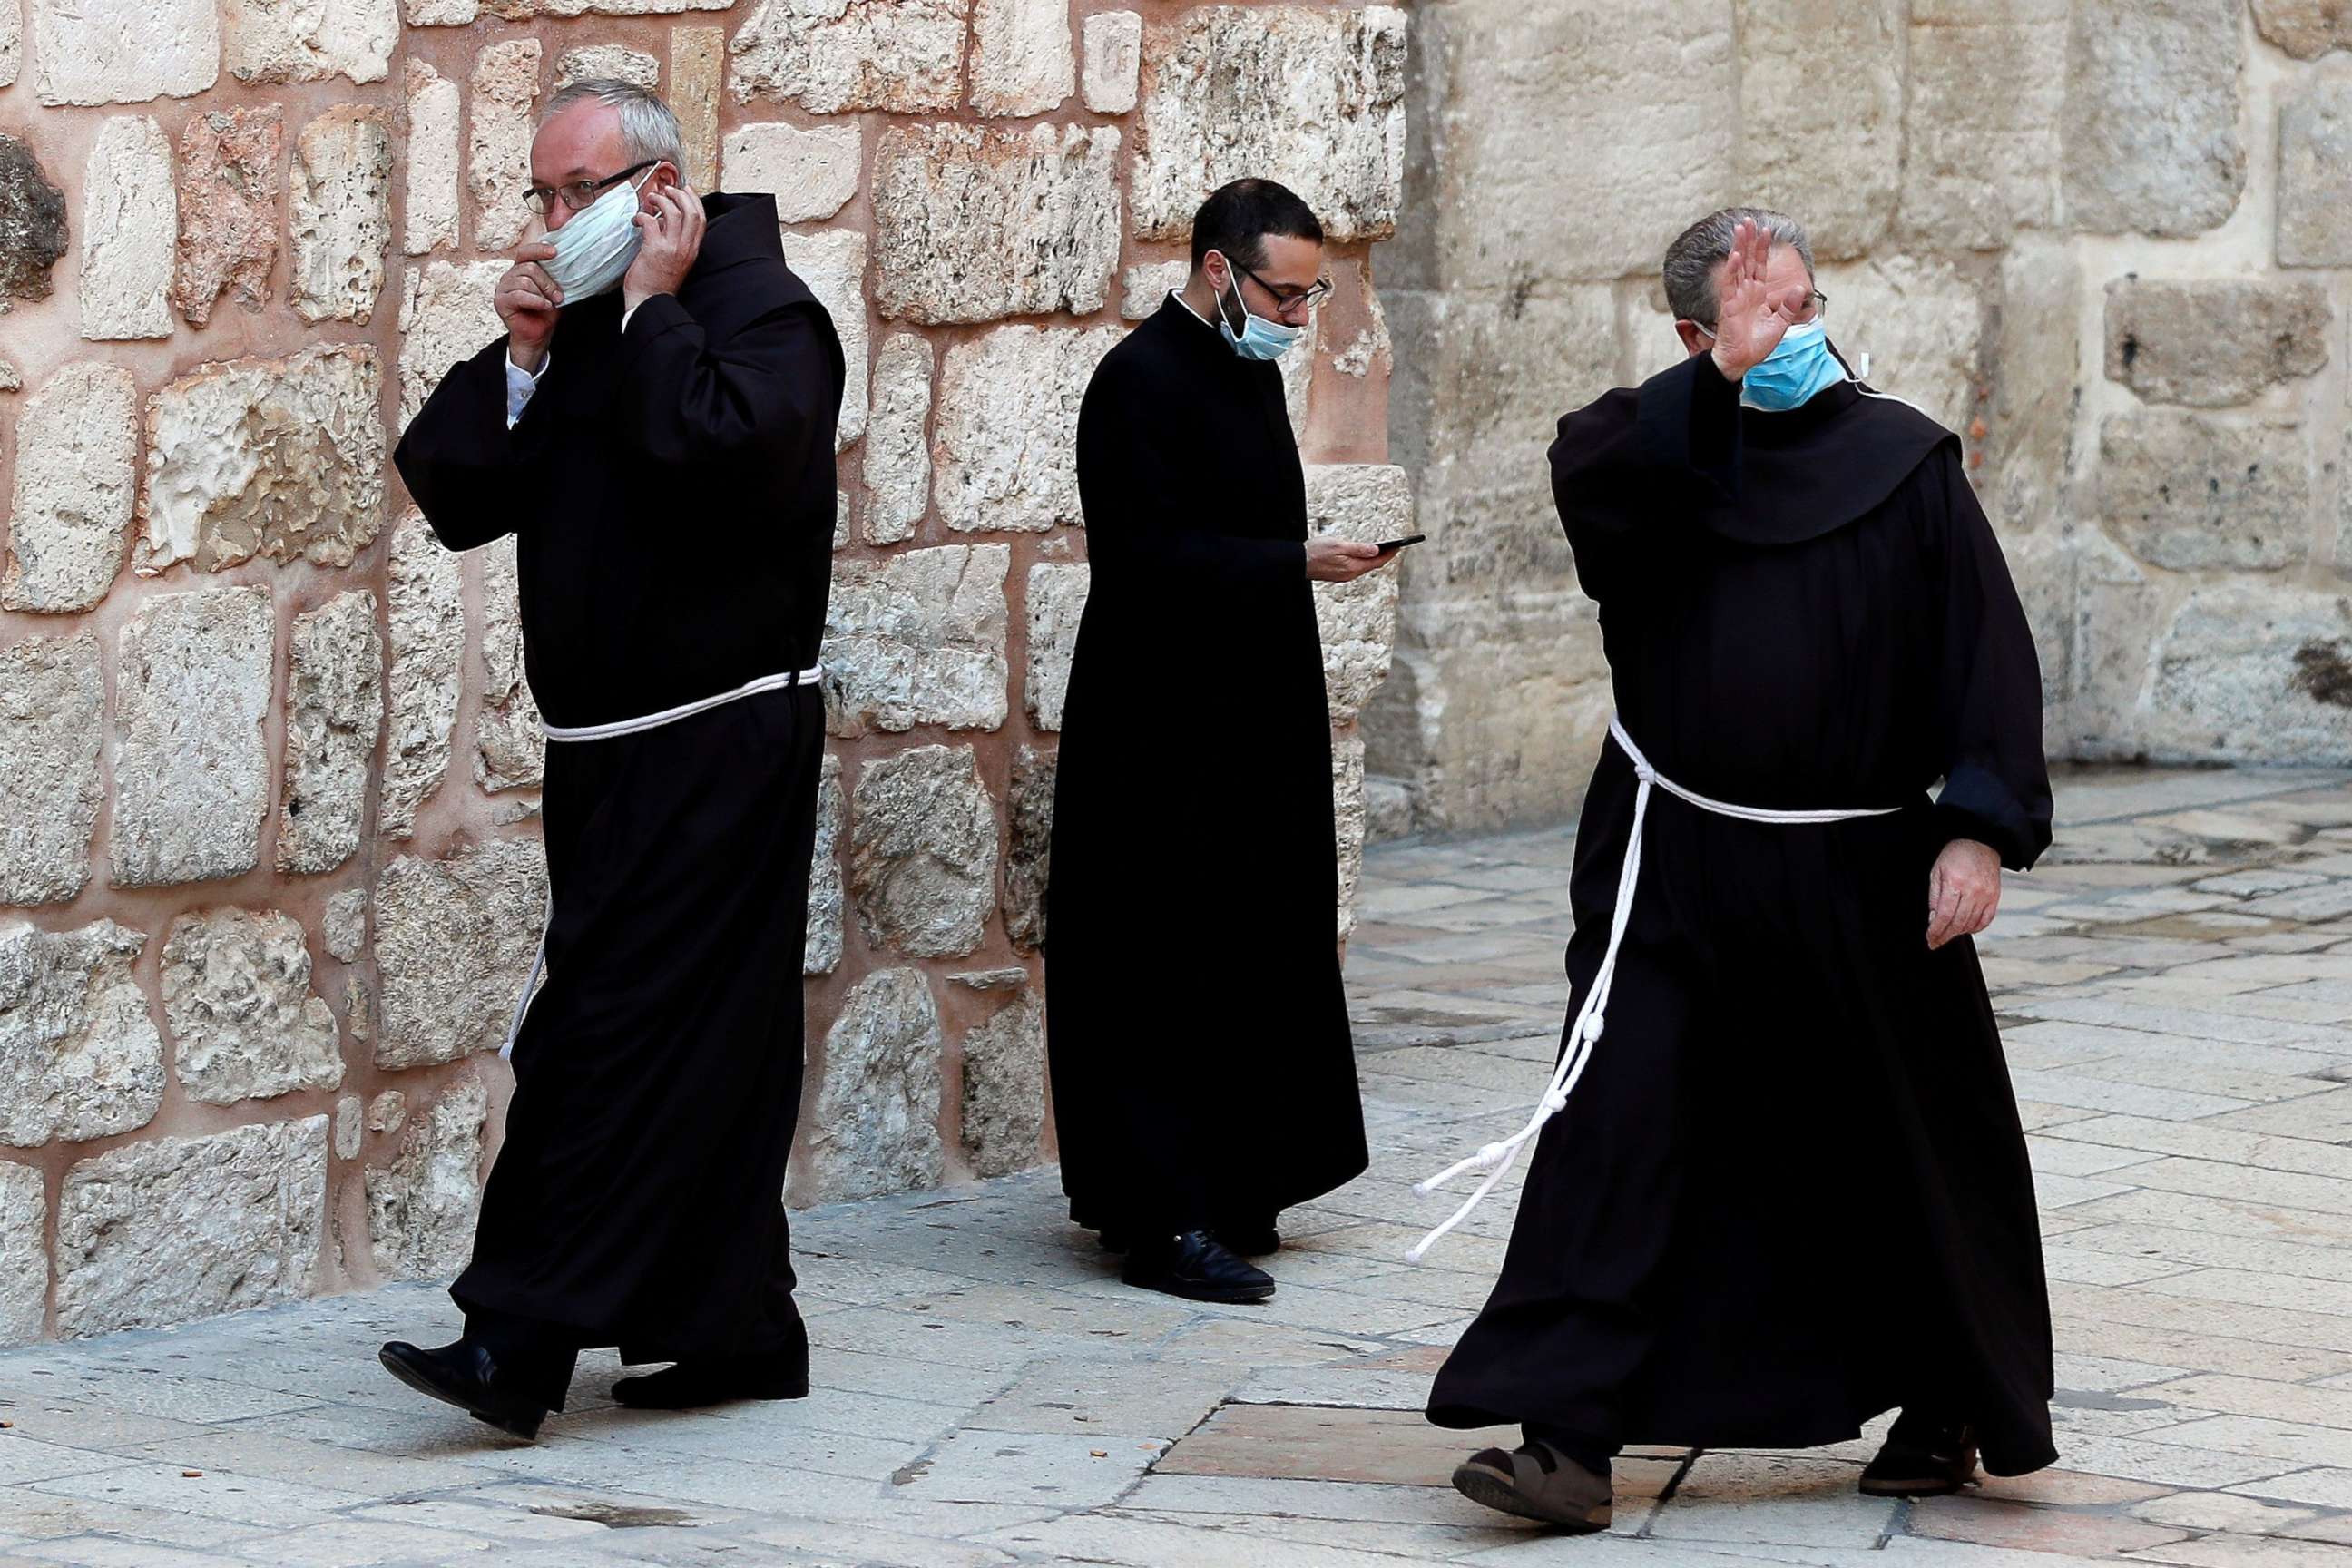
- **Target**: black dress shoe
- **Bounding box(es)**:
[1122,1230,1275,1304]
[612,1351,809,1409]
[378,1338,547,1440]
[1213,1220,1280,1258]
[1860,1414,1979,1496]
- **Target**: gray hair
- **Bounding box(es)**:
[540,79,686,171]
[1661,207,1815,328]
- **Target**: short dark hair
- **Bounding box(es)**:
[1191,178,1324,272]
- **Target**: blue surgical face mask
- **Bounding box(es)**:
[544,168,654,305]
[1216,272,1306,362]
[1740,318,1847,411]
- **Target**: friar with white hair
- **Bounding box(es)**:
[1422,209,2056,1530]
[379,79,845,1438]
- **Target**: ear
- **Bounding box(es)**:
[1674,320,1710,359]
[1201,249,1229,291]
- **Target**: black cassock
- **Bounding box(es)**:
[392,192,844,1401]
[1427,353,2058,1477]
[1046,297,1368,1238]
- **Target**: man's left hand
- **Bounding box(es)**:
[1927,838,2002,951]
[622,179,703,313]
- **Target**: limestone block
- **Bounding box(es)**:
[0,0,16,87]
[849,744,999,959]
[0,920,163,1145]
[397,260,505,427]
[475,536,544,794]
[32,0,218,105]
[934,326,1121,533]
[865,335,934,545]
[161,908,343,1104]
[671,26,723,192]
[1734,0,1901,259]
[1897,0,2066,250]
[225,0,395,84]
[780,230,868,448]
[960,985,1043,1178]
[402,62,460,257]
[324,887,368,964]
[729,0,968,113]
[554,44,659,90]
[366,1090,404,1132]
[2147,587,2352,765]
[111,587,274,889]
[1003,743,1053,955]
[470,40,542,252]
[280,591,384,877]
[1122,260,1187,319]
[137,345,387,575]
[972,0,1072,116]
[806,753,844,976]
[1333,728,1367,941]
[2099,414,2308,573]
[334,1094,361,1158]
[1083,10,1141,114]
[2254,0,2352,56]
[809,967,943,1202]
[2278,76,2352,267]
[873,124,1119,325]
[81,116,176,340]
[0,359,16,391]
[1024,563,1088,732]
[365,1076,486,1279]
[405,0,472,19]
[54,1117,327,1337]
[1816,255,1984,433]
[383,512,463,839]
[290,107,392,323]
[1,363,138,613]
[822,544,1011,735]
[1131,5,1405,246]
[2064,0,2245,237]
[374,836,547,1069]
[721,122,861,224]
[0,135,67,301]
[1984,237,2081,540]
[0,632,102,906]
[1308,466,1410,725]
[175,107,284,324]
[0,1164,43,1345]
[1331,258,1393,379]
[2104,278,2331,408]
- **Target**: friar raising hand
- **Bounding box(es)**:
[1420,206,2056,1532]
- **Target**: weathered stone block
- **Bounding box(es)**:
[1308,466,1409,725]
[161,908,343,1105]
[1333,728,1367,941]
[334,1094,362,1159]
[2,363,138,613]
[366,1089,404,1132]
[324,887,368,964]
[475,536,544,794]
[2104,278,2331,408]
[1083,10,1141,114]
[0,1164,42,1345]
[470,39,541,252]
[1734,0,1901,260]
[865,335,933,545]
[138,346,387,575]
[873,124,1118,325]
[32,0,218,104]
[2253,0,2352,56]
[1003,743,1053,956]
[81,116,176,341]
[365,1077,486,1279]
[806,753,844,976]
[671,26,723,192]
[934,326,1121,533]
[1131,5,1405,246]
[2099,414,2308,573]
[1122,260,1187,319]
[0,0,16,88]
[281,591,384,876]
[0,136,67,301]
[0,920,163,1146]
[383,511,463,838]
[175,107,283,323]
[403,62,459,257]
[721,122,861,224]
[972,0,1072,117]
[809,967,942,1202]
[0,632,102,906]
[1897,1,2066,250]
[225,0,395,84]
[397,260,504,427]
[2147,587,2352,765]
[54,1117,327,1337]
[2278,76,2352,267]
[112,587,274,889]
[554,44,658,90]
[2064,0,2245,237]
[290,106,392,323]
[729,0,968,113]
[780,230,867,448]
[960,985,1043,1178]
[1024,563,1088,733]
[1984,237,2081,540]
[849,744,999,959]
[1816,255,1984,434]
[822,544,1011,736]
[374,836,547,1069]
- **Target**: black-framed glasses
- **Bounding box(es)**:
[524,159,658,216]
[1236,260,1334,312]
[1694,289,1828,337]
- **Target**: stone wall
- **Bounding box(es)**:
[1379,0,2352,837]
[0,1,1406,1341]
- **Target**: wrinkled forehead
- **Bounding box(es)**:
[530,99,626,182]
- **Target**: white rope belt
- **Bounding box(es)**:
[1405,716,1902,1262]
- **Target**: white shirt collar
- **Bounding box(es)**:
[1170,289,1217,329]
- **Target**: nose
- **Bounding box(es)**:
[544,203,571,234]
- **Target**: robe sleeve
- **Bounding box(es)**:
[1076,354,1307,588]
[1928,450,2053,871]
[610,293,840,470]
[392,336,551,554]
[1553,354,1742,600]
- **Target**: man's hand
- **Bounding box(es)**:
[1709,219,1816,383]
[496,241,561,373]
[1927,838,2003,951]
[623,179,704,313]
[1307,536,1398,583]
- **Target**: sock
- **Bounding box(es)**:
[1524,1423,1617,1476]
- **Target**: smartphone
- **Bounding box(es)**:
[1373,534,1426,551]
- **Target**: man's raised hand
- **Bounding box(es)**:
[497,242,562,373]
[623,179,704,313]
[1709,219,1815,383]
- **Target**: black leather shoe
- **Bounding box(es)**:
[1122,1230,1275,1304]
[612,1351,809,1409]
[1860,1414,1979,1496]
[1214,1220,1280,1258]
[378,1338,546,1440]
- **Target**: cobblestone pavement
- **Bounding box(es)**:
[5,767,2352,1566]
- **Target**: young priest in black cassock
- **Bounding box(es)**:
[1047,180,1393,1305]
[1426,211,2057,1531]
[377,82,844,1439]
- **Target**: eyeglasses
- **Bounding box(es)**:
[1235,260,1334,312]
[524,160,658,217]
[1694,289,1828,337]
